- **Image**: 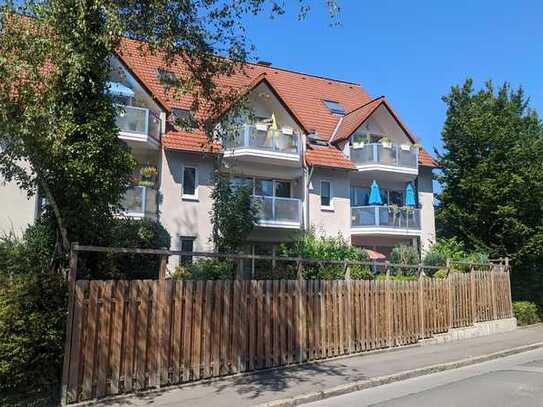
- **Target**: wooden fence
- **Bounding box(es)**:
[60,248,513,404]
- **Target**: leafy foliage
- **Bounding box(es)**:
[77,218,171,280]
[422,238,490,274]
[173,258,236,280]
[390,244,419,275]
[278,230,371,280]
[436,80,543,304]
[210,175,259,253]
[512,301,541,326]
[0,221,66,398]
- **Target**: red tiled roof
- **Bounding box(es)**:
[162,129,221,153]
[332,97,384,143]
[116,38,371,140]
[116,38,436,167]
[419,149,438,167]
[305,145,355,170]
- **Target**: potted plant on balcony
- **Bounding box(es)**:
[352,134,369,149]
[387,204,401,226]
[138,165,158,187]
[379,136,392,149]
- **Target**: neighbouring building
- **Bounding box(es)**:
[0,38,437,263]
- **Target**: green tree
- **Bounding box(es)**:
[436,79,543,305]
[0,1,337,265]
[210,175,259,253]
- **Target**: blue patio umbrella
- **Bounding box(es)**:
[368,180,383,205]
[106,81,135,98]
[405,182,416,206]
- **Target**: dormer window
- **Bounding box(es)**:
[323,100,346,115]
[171,108,196,128]
[157,68,178,85]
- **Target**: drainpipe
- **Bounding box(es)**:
[304,165,315,231]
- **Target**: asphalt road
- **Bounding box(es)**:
[307,347,543,407]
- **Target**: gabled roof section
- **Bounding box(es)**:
[115,37,372,140]
[331,96,384,143]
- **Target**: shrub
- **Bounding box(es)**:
[512,301,541,326]
[78,218,171,279]
[433,269,449,279]
[390,244,419,275]
[0,221,66,400]
[422,238,490,273]
[278,230,371,280]
[173,258,236,280]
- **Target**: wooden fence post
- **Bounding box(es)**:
[470,266,477,324]
[296,258,305,363]
[446,259,453,329]
[60,242,79,406]
[490,263,498,321]
[418,269,425,339]
[504,258,513,318]
[384,262,393,347]
[156,255,167,388]
[344,261,353,353]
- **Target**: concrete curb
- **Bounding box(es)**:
[257,341,543,407]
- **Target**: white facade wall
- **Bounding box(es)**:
[0,178,37,236]
[418,166,436,253]
[159,149,216,252]
[307,168,351,241]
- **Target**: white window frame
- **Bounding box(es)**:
[320,179,333,210]
[182,166,198,200]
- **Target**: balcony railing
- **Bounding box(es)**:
[252,195,302,227]
[350,143,418,169]
[224,125,300,156]
[351,205,421,230]
[121,185,158,218]
[116,105,161,142]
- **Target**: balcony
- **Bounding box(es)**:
[223,125,301,166]
[351,205,421,236]
[252,196,302,228]
[120,185,158,219]
[350,143,418,176]
[116,105,161,148]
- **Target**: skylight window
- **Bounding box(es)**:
[323,100,346,115]
[157,68,178,85]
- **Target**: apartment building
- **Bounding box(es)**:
[0,38,437,260]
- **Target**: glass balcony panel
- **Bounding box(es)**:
[225,125,299,155]
[274,197,300,223]
[351,205,421,230]
[121,185,157,217]
[116,105,147,135]
[252,196,301,225]
[350,143,418,169]
[377,144,398,166]
[351,206,377,227]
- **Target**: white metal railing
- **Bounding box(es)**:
[121,185,158,217]
[350,143,418,169]
[224,124,300,155]
[351,205,421,230]
[252,195,302,226]
[115,105,161,142]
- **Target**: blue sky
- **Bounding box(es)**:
[242,0,543,156]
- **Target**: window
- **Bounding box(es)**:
[182,167,197,199]
[274,181,291,198]
[171,108,196,128]
[323,100,346,115]
[179,237,195,266]
[255,179,292,198]
[350,186,369,206]
[157,68,178,84]
[321,180,332,208]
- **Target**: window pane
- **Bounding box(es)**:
[180,238,194,265]
[183,167,196,196]
[255,179,274,196]
[389,191,403,206]
[350,186,368,206]
[275,181,291,198]
[323,100,345,115]
[321,181,331,206]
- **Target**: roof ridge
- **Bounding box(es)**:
[345,95,385,116]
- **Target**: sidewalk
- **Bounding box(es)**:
[99,324,543,407]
